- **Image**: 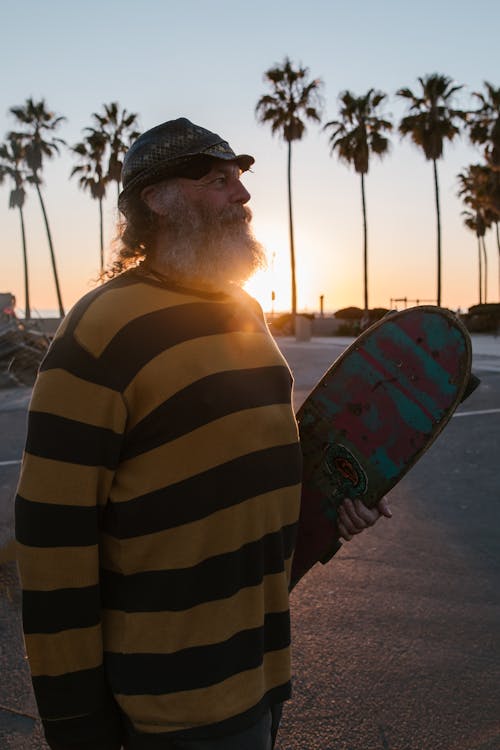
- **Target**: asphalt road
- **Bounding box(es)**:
[0,342,499,750]
[278,341,500,750]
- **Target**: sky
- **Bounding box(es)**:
[1,0,500,317]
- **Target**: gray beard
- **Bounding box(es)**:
[152,195,266,290]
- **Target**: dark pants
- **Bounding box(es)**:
[132,704,282,750]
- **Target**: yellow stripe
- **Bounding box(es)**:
[103,573,289,654]
[124,331,290,430]
[53,312,71,337]
[74,282,206,357]
[30,369,126,433]
[101,485,300,574]
[117,650,290,733]
[111,405,298,502]
[16,543,99,591]
[25,624,102,677]
[18,453,114,507]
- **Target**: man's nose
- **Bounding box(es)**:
[233,180,251,204]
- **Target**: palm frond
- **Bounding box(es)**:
[90,102,140,185]
[8,99,66,180]
[70,129,108,200]
[324,88,392,174]
[256,58,323,142]
[397,74,466,161]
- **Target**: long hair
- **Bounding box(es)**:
[104,195,160,279]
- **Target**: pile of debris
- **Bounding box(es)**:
[0,319,50,387]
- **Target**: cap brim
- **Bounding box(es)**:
[234,153,254,171]
[118,152,254,210]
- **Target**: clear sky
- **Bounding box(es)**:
[1,0,499,316]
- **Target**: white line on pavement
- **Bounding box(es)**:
[0,460,21,466]
[453,408,500,418]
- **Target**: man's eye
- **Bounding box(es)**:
[214,177,227,185]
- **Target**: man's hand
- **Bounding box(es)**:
[337,497,392,541]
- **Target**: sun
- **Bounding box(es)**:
[244,262,293,314]
[244,268,273,313]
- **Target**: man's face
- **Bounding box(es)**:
[176,162,251,213]
[141,161,265,288]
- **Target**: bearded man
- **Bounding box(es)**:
[15,118,390,750]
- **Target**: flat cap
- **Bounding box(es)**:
[118,117,254,208]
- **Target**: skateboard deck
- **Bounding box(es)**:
[290,306,473,590]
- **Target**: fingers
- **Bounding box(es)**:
[337,499,371,541]
[340,498,378,530]
[337,497,392,542]
[377,496,393,518]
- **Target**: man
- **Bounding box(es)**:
[15,118,391,750]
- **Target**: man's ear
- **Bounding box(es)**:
[141,183,169,215]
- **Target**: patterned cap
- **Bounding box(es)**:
[118,117,254,208]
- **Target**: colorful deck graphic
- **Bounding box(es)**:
[290,307,472,589]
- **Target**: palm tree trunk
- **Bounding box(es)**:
[99,197,104,276]
[478,236,483,305]
[361,172,368,311]
[34,180,65,317]
[481,236,488,304]
[18,206,30,319]
[287,140,297,328]
[433,159,442,306]
[496,222,500,302]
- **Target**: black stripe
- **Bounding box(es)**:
[100,524,296,612]
[15,496,98,547]
[22,585,101,634]
[44,301,266,392]
[38,270,139,373]
[122,366,292,459]
[25,411,122,469]
[103,443,302,539]
[32,666,116,720]
[40,333,108,386]
[121,684,291,742]
[43,701,123,747]
[130,268,232,301]
[105,611,290,695]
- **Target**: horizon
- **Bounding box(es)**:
[10,298,491,321]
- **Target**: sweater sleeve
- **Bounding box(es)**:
[15,325,127,750]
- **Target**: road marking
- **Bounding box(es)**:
[0,460,21,466]
[453,408,500,418]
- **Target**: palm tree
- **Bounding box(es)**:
[468,81,500,167]
[256,58,323,323]
[71,129,108,274]
[324,89,392,312]
[458,164,500,301]
[0,135,31,318]
[488,175,500,300]
[9,98,66,317]
[91,102,140,201]
[462,209,487,304]
[397,74,466,306]
[467,82,500,300]
[479,167,500,300]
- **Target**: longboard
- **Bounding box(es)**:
[290,306,474,590]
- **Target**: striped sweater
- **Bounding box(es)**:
[15,266,302,750]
